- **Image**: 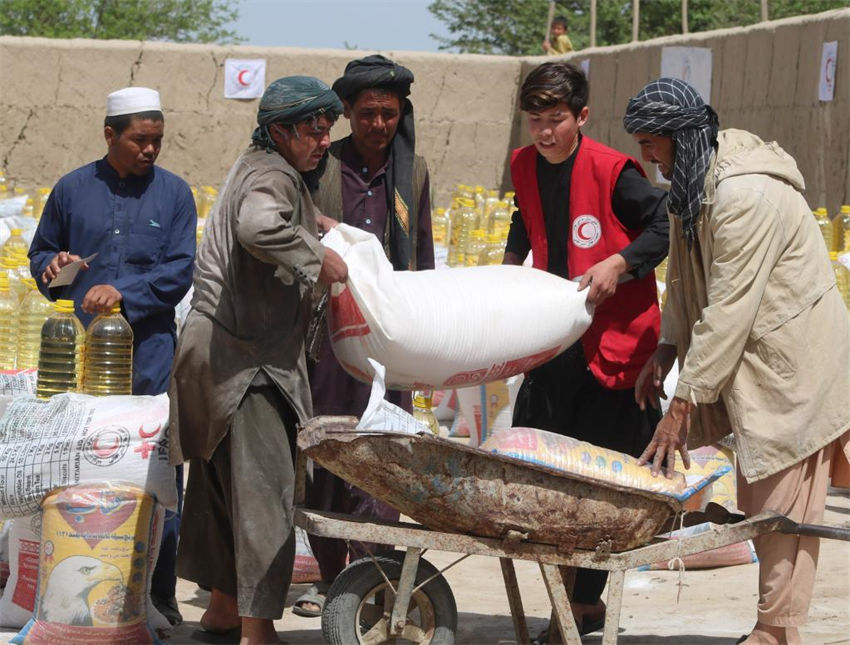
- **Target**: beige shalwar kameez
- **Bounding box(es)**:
[662,129,850,626]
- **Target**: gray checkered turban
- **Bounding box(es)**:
[623,78,719,247]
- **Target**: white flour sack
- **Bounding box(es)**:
[0,394,177,518]
[321,224,593,390]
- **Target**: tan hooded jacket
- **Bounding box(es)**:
[169,146,325,463]
[662,129,850,482]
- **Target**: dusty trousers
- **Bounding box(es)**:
[177,375,298,619]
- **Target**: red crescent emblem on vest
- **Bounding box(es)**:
[572,215,601,249]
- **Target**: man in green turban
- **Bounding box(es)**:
[169,76,348,644]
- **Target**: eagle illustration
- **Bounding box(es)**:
[40,556,124,626]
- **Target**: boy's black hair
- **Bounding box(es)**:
[104,110,164,135]
[519,62,588,117]
[552,15,568,29]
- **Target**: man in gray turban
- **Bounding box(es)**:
[293,55,435,618]
[169,76,348,644]
[626,78,850,645]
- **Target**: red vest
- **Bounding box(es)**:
[510,137,660,389]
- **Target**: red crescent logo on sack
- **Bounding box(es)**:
[237,69,251,86]
[572,215,601,248]
[83,426,130,467]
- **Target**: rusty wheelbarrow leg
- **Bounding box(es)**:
[601,569,625,645]
[500,558,531,644]
[539,564,582,645]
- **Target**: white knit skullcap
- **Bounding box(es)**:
[106,87,161,117]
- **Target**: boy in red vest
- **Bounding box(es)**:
[504,61,668,636]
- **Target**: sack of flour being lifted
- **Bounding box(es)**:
[321,224,593,390]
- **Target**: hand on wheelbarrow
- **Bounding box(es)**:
[635,344,691,478]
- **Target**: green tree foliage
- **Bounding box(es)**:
[429,0,849,55]
[0,0,243,43]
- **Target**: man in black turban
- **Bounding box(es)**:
[293,55,435,618]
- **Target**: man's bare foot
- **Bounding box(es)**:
[739,622,800,645]
[200,588,241,633]
[571,598,606,631]
[240,617,281,644]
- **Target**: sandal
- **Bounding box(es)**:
[291,581,330,618]
[530,612,606,643]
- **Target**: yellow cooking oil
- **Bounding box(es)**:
[412,390,440,435]
[1,228,28,262]
[15,277,53,370]
[36,299,85,399]
[0,273,19,370]
[83,304,134,395]
[831,252,850,310]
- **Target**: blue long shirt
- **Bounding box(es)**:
[28,157,197,395]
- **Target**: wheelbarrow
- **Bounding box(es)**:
[295,415,850,645]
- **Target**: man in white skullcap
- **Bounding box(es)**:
[29,86,196,626]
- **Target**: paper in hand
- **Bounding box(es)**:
[49,253,97,288]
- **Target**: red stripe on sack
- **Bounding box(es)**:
[330,288,371,342]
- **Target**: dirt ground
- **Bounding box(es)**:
[1,489,846,645]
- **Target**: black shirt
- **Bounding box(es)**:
[505,137,669,280]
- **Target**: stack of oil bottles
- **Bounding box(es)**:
[431,183,516,269]
[812,205,850,311]
[0,229,134,399]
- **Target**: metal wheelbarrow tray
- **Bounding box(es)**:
[296,416,850,645]
[298,415,681,553]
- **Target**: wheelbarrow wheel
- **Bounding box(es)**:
[322,550,457,644]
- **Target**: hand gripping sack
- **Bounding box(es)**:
[322,224,593,390]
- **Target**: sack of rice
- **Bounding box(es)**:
[0,393,176,518]
[13,483,166,644]
[0,513,170,633]
[322,224,593,390]
[0,370,37,396]
[480,426,687,497]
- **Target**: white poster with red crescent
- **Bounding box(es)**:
[224,58,266,99]
[819,41,837,102]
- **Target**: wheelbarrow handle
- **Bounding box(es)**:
[776,518,850,541]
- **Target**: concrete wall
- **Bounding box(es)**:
[0,8,847,212]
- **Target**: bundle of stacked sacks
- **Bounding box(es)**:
[0,390,176,644]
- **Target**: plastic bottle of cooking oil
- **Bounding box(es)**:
[36,299,85,399]
[464,229,487,267]
[431,207,450,248]
[2,228,28,262]
[484,189,500,220]
[0,273,18,370]
[488,200,511,238]
[831,252,850,310]
[1,256,24,302]
[15,277,53,370]
[448,198,477,267]
[412,390,440,435]
[33,187,51,220]
[813,208,833,252]
[834,205,850,253]
[83,304,133,396]
[478,232,505,266]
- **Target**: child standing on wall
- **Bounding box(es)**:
[543,16,574,55]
